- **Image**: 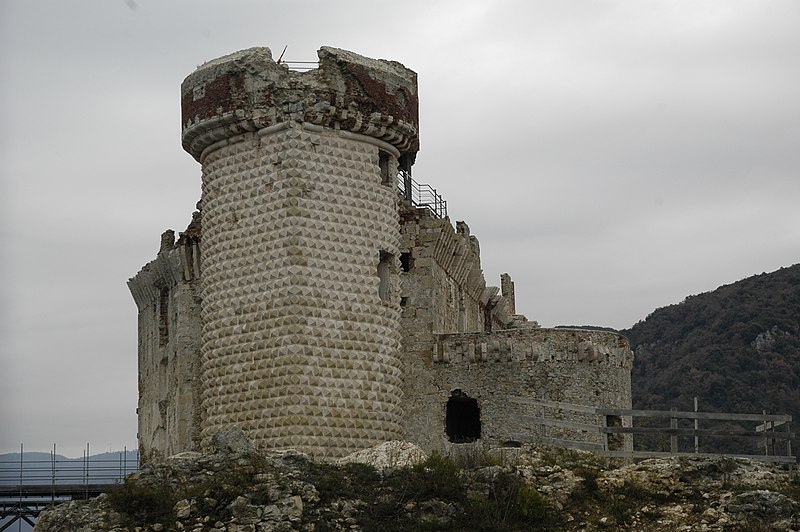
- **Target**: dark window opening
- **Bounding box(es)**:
[445,390,481,443]
[501,440,522,448]
[158,287,169,347]
[398,153,414,173]
[398,154,414,202]
[400,297,408,307]
[483,303,494,332]
[400,252,413,272]
[379,151,391,186]
[458,293,466,332]
[378,251,392,301]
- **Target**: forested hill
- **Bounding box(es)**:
[621,264,800,431]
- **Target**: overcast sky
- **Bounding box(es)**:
[1,0,798,457]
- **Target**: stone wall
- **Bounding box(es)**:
[403,327,633,452]
[397,206,534,448]
[398,211,485,338]
[128,225,202,460]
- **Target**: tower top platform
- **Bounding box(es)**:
[181,46,419,161]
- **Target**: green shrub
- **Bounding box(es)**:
[573,467,601,494]
[784,471,800,499]
[410,452,463,502]
[107,477,176,526]
[302,460,380,503]
[466,473,552,531]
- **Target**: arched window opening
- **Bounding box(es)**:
[445,390,481,443]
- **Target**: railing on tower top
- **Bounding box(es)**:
[398,169,448,219]
[278,60,319,72]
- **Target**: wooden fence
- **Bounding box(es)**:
[508,397,795,464]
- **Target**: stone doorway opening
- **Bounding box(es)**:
[445,390,481,443]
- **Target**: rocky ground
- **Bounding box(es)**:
[35,431,799,531]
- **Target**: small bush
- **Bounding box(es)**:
[467,473,552,531]
[784,471,800,499]
[539,446,606,470]
[107,477,175,526]
[448,445,505,469]
[302,460,380,503]
[411,452,463,501]
[573,467,601,494]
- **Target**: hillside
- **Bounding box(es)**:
[35,431,800,531]
[622,264,800,454]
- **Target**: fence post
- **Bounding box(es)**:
[84,442,90,499]
[19,443,23,506]
[51,443,56,504]
[602,415,609,452]
[763,410,769,456]
[670,408,678,454]
[694,397,699,453]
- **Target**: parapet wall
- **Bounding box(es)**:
[181,47,419,162]
[398,207,525,339]
[435,328,633,367]
[403,328,633,452]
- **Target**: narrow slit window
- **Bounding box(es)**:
[158,287,169,347]
[379,151,391,186]
[400,252,413,272]
[378,251,392,301]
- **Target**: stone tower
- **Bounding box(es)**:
[180,47,419,457]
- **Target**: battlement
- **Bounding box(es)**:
[181,47,419,162]
[435,328,633,368]
[128,226,200,310]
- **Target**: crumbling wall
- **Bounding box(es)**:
[402,328,633,452]
[397,207,535,446]
[398,212,486,337]
[128,220,202,461]
[181,46,419,163]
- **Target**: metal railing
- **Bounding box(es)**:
[278,60,319,72]
[0,444,138,488]
[397,169,448,219]
[0,444,139,529]
[510,398,796,464]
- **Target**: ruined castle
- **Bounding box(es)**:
[128,47,633,460]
